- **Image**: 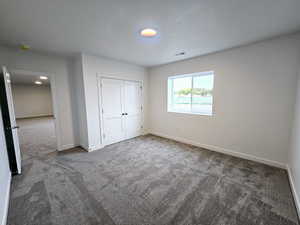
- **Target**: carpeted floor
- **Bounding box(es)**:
[7,117,299,225]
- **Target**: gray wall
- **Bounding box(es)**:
[11,84,53,119]
[148,33,300,167]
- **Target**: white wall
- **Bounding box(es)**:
[288,58,300,214]
[79,54,148,151]
[72,55,89,149]
[149,33,300,166]
[11,84,53,119]
[0,106,11,225]
[0,46,77,150]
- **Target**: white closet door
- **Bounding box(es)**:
[101,78,125,145]
[124,81,142,139]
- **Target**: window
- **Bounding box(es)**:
[168,71,214,115]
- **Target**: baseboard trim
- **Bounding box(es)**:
[287,165,300,218]
[149,131,286,169]
[1,174,11,225]
[88,144,104,152]
[58,143,78,151]
[66,144,104,152]
[16,114,54,120]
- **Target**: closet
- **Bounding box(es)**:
[100,78,143,145]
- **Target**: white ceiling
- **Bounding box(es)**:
[10,73,50,86]
[0,0,300,67]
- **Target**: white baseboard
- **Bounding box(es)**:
[16,114,54,119]
[58,143,104,152]
[58,143,78,151]
[1,174,11,225]
[88,144,104,152]
[287,165,300,217]
[149,131,286,169]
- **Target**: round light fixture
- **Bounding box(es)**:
[40,76,48,80]
[35,81,42,85]
[140,28,157,37]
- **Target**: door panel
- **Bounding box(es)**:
[5,72,21,173]
[125,115,142,139]
[103,118,125,145]
[0,66,21,174]
[102,79,123,117]
[124,81,142,139]
[101,78,125,145]
[124,81,142,115]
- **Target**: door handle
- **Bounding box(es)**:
[6,126,19,130]
[124,113,128,115]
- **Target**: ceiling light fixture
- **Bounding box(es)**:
[140,28,157,37]
[35,81,42,85]
[40,76,48,80]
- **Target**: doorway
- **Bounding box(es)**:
[9,70,58,158]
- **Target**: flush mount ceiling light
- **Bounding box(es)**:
[35,81,42,85]
[40,76,48,80]
[140,28,157,37]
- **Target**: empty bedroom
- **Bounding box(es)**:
[1,0,300,225]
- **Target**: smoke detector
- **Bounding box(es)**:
[20,44,30,51]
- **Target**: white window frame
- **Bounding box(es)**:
[167,71,215,116]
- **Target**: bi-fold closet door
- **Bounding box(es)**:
[100,78,142,146]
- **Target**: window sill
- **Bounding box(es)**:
[167,110,214,116]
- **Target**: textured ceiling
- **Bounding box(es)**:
[0,0,300,67]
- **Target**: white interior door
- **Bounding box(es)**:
[1,66,21,174]
[101,78,126,145]
[124,81,142,139]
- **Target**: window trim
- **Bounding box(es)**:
[167,71,215,116]
[168,71,214,80]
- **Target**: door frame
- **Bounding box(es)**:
[96,74,144,147]
[10,69,61,151]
